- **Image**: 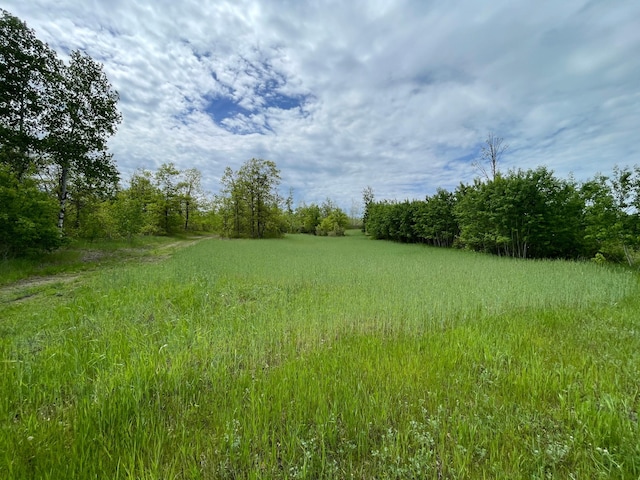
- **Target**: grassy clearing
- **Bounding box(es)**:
[1,231,639,478]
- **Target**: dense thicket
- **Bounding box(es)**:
[365,166,640,263]
[0,165,61,258]
[70,163,213,240]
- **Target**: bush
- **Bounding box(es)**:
[315,211,348,236]
[0,166,63,257]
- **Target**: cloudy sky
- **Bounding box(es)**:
[5,0,640,210]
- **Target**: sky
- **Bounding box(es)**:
[4,0,640,212]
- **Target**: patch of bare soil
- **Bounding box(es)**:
[0,273,80,304]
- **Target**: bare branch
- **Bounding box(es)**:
[475,133,508,181]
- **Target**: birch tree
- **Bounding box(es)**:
[45,50,121,231]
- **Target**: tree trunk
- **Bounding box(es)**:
[623,244,633,267]
[184,200,190,230]
[57,165,69,231]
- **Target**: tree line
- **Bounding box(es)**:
[216,157,350,239]
[0,10,351,257]
[11,8,634,266]
[364,159,640,265]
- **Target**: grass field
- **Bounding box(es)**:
[1,231,639,478]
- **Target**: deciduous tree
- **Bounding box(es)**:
[0,10,58,178]
[45,50,121,231]
[362,186,374,233]
[217,159,283,238]
[473,133,508,181]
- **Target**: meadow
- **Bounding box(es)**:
[1,231,639,479]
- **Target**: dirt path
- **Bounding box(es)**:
[0,236,211,303]
[0,274,81,304]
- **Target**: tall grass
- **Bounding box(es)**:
[1,232,639,478]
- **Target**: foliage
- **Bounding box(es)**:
[316,209,349,236]
[180,167,205,231]
[361,185,374,232]
[44,50,121,230]
[0,10,121,253]
[293,199,349,236]
[217,158,283,238]
[366,194,458,247]
[296,203,322,234]
[153,162,184,234]
[581,166,640,265]
[455,167,583,258]
[366,167,626,261]
[316,198,349,236]
[125,169,165,236]
[414,188,459,247]
[0,165,61,257]
[0,9,58,178]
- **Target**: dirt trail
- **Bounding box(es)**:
[0,274,81,304]
[0,236,211,303]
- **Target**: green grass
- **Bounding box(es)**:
[0,235,200,287]
[1,231,639,478]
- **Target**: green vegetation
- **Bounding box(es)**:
[0,235,199,288]
[293,199,350,237]
[2,14,640,476]
[217,158,283,238]
[365,165,640,264]
[2,232,639,478]
[0,9,121,239]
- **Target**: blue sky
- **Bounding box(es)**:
[4,0,640,212]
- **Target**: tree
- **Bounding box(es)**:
[218,166,244,237]
[0,10,58,178]
[179,167,204,231]
[125,169,162,235]
[217,159,283,238]
[610,165,640,265]
[283,187,297,233]
[581,166,640,265]
[413,189,459,247]
[364,200,393,240]
[473,133,508,181]
[316,199,349,236]
[44,50,121,231]
[0,11,124,252]
[297,203,322,234]
[109,188,146,240]
[154,162,183,234]
[60,154,119,234]
[362,186,374,232]
[316,210,349,236]
[236,158,282,238]
[455,168,582,258]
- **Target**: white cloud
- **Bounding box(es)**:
[3,0,640,209]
